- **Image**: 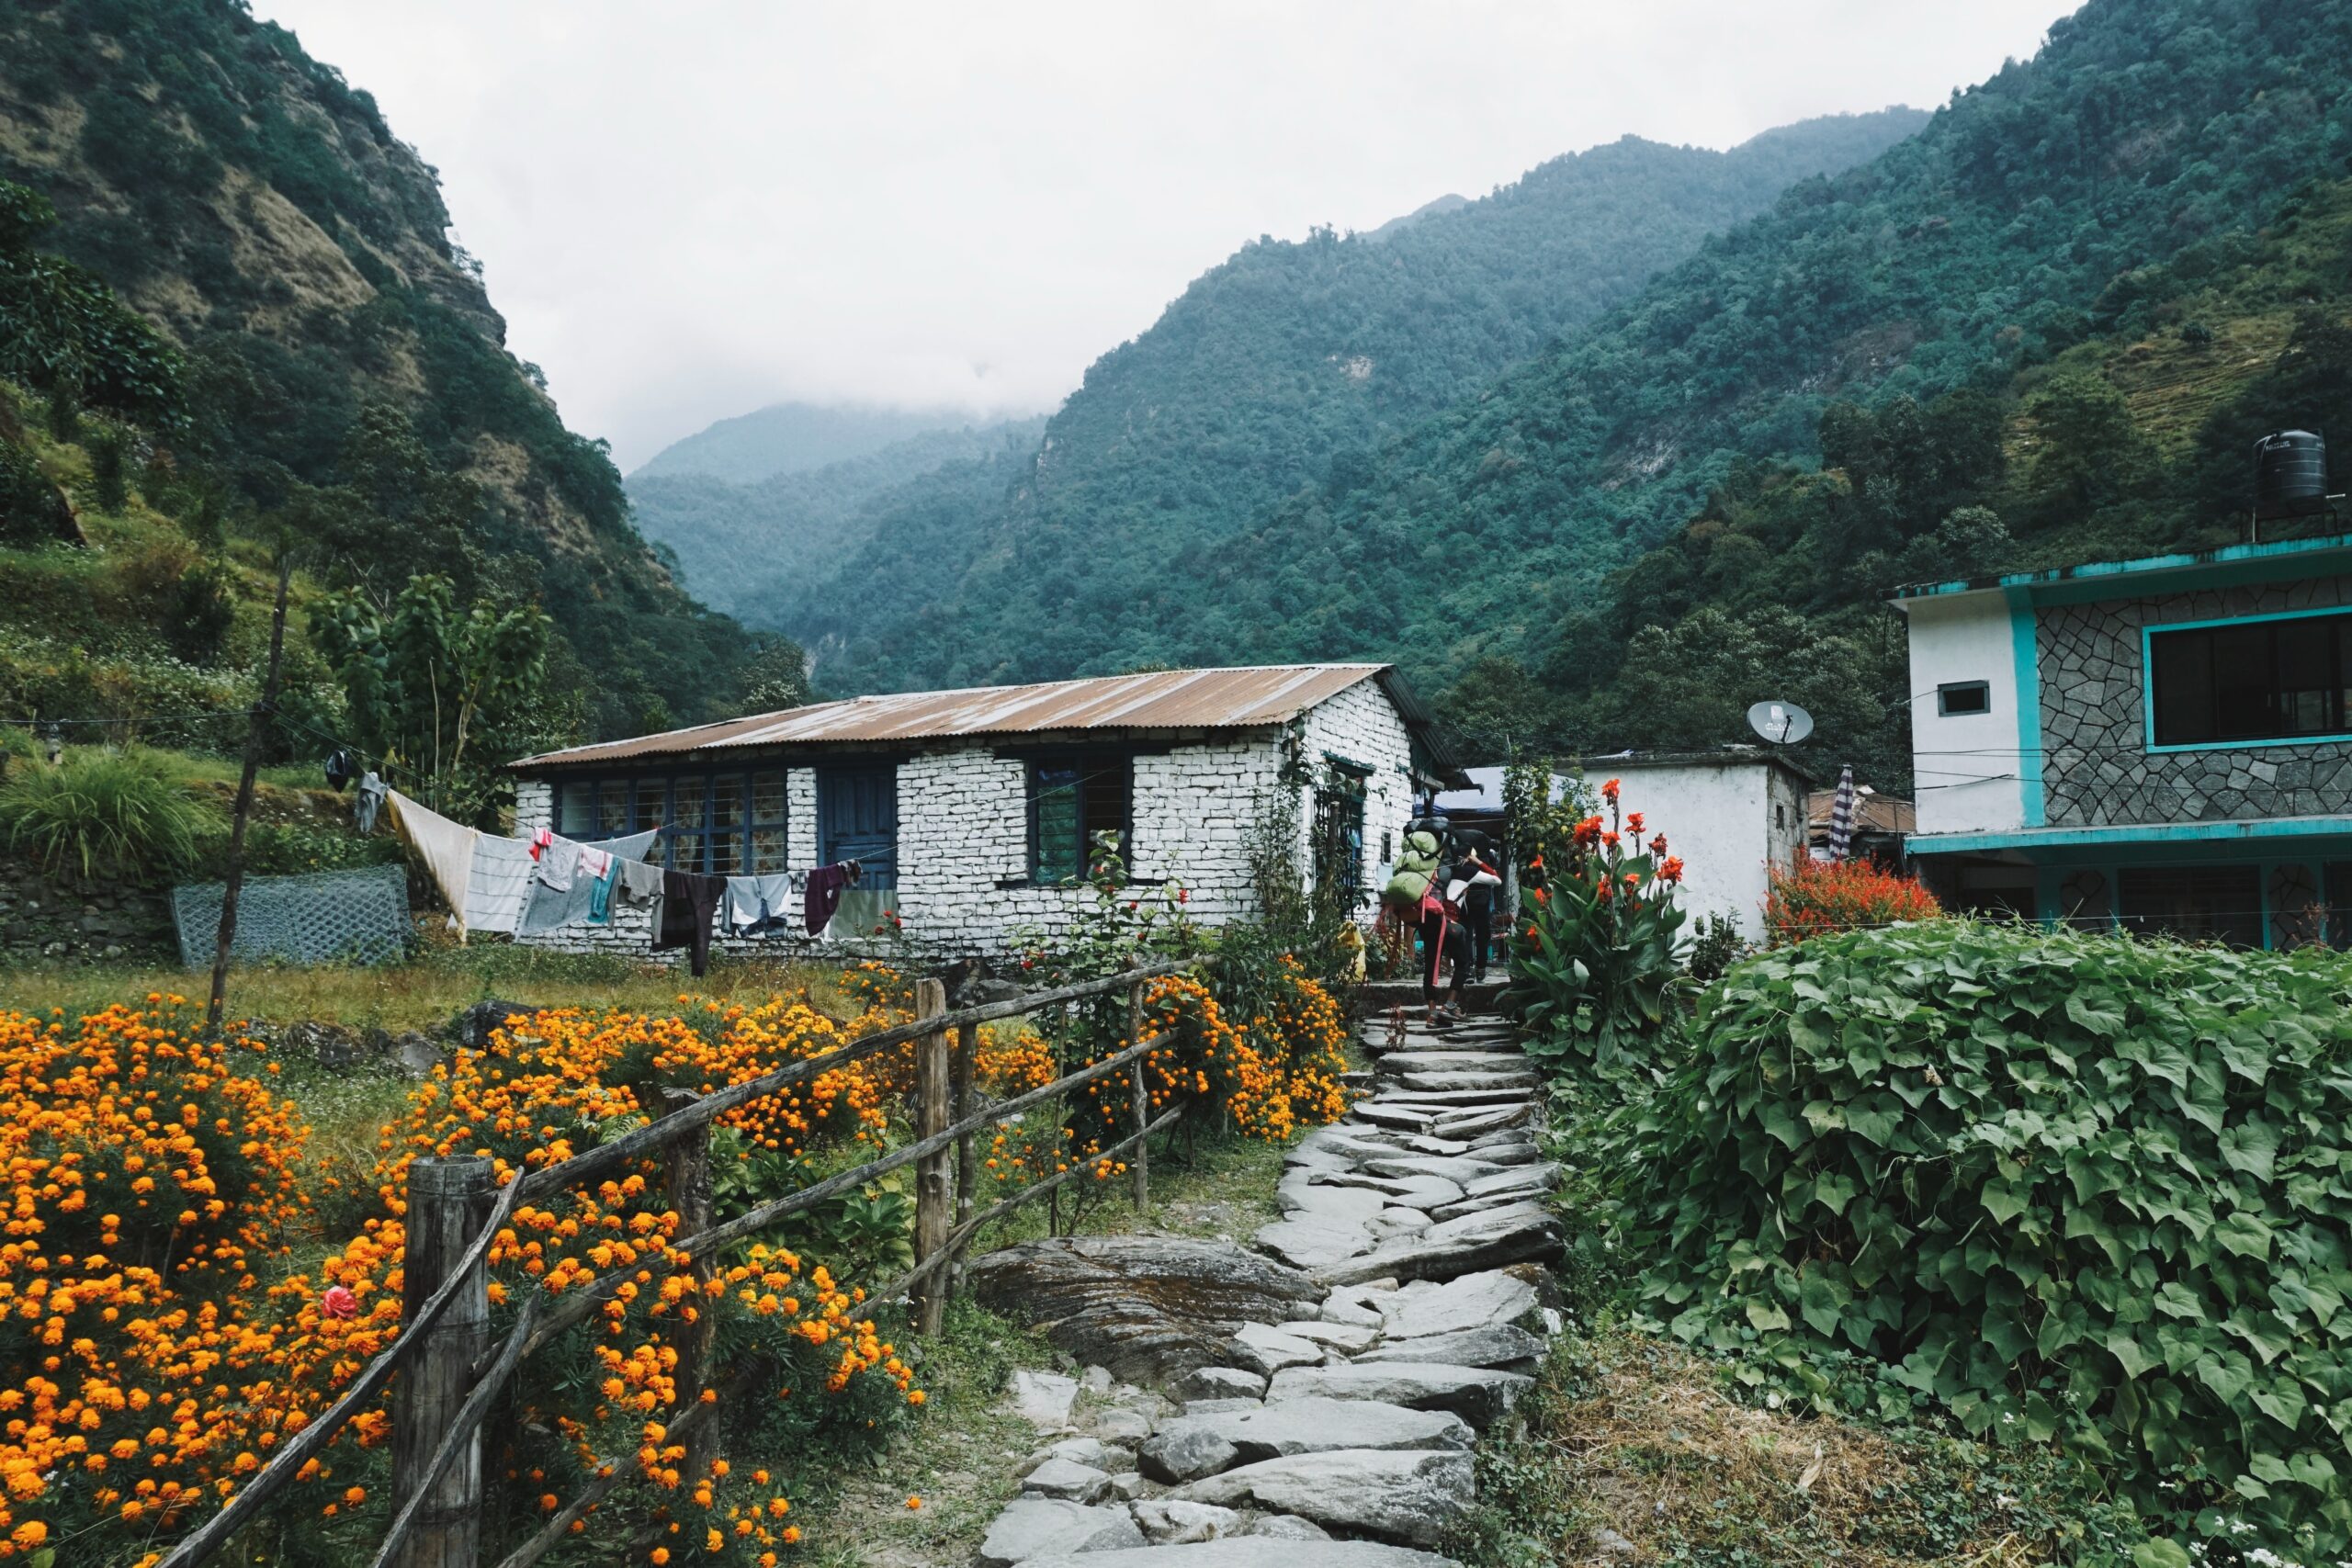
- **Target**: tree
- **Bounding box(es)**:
[312,573,552,823]
[2023,371,2146,519]
[0,180,182,429]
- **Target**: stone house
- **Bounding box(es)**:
[505,663,1461,960]
[1894,530,2352,947]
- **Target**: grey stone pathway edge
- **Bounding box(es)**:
[970,1004,1563,1568]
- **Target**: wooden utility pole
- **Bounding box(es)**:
[391,1156,492,1568]
[206,557,291,1033]
[910,979,951,1335]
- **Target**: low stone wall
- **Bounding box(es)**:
[0,859,176,964]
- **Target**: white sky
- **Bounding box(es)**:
[251,1,2067,471]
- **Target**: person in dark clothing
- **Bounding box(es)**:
[1442,840,1503,985]
[1419,894,1469,1024]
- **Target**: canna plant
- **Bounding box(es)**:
[1504,778,1692,1075]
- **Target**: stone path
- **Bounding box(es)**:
[967,1003,1562,1568]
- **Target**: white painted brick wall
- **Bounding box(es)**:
[501,674,1419,961]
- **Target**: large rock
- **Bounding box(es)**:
[1171,1366,1267,1402]
[1280,1320,1378,1353]
[978,1499,1147,1567]
[1282,1184,1388,1223]
[971,1236,1323,1382]
[1314,1173,1464,1213]
[1023,1458,1115,1503]
[1355,1324,1547,1371]
[1011,1370,1081,1428]
[1141,1396,1474,1483]
[1227,1323,1325,1376]
[1020,1542,1457,1568]
[1379,1270,1540,1340]
[1171,1450,1476,1548]
[1264,1362,1532,1428]
[1317,1203,1561,1287]
[451,998,537,1050]
[1430,1106,1531,1140]
[1363,1156,1512,1185]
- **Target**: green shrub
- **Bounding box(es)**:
[0,747,218,879]
[1617,921,2352,1554]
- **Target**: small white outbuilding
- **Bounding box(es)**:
[1571,751,1812,942]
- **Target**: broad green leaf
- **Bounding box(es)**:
[2130,1543,2190,1568]
[1746,1300,1791,1333]
[2219,1120,2280,1181]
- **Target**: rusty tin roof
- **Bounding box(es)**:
[513,663,1445,771]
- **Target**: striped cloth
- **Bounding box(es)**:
[1826,764,1858,862]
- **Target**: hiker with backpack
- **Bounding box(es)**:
[1383,817,1470,1026]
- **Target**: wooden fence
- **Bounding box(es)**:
[156,958,1201,1568]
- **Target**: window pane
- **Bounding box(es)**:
[559,781,595,836]
[2278,620,2334,734]
[752,770,786,825]
[1080,760,1131,863]
[2211,625,2277,740]
[675,777,707,829]
[635,779,667,832]
[2117,864,2262,949]
[1034,766,1081,882]
[670,831,703,873]
[2150,629,2212,746]
[711,773,744,829]
[708,829,742,874]
[597,781,629,836]
[751,827,787,874]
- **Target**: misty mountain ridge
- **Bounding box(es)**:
[632,400,1030,485]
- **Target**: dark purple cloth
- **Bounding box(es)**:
[805,863,850,936]
[655,868,724,977]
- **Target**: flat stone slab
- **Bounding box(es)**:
[1355,1324,1547,1370]
[1228,1323,1326,1377]
[1281,1184,1389,1223]
[1141,1395,1475,1482]
[1265,1362,1533,1428]
[1395,1072,1538,1096]
[1364,1156,1513,1186]
[1135,1499,1245,1544]
[1381,1270,1541,1339]
[1171,1450,1476,1548]
[1172,1366,1269,1402]
[1279,1319,1378,1353]
[1313,1172,1464,1212]
[1350,1104,1437,1132]
[1318,1203,1562,1288]
[972,1235,1322,1382]
[1430,1106,1532,1139]
[1021,1541,1461,1568]
[1377,1052,1528,1074]
[1255,1216,1374,1271]
[1012,1370,1081,1428]
[978,1498,1147,1566]
[1467,1164,1559,1198]
[1367,1208,1431,1238]
[1023,1457,1116,1503]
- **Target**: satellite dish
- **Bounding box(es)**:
[1747,700,1814,745]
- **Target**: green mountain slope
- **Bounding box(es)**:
[0,0,762,741]
[796,108,1930,685]
[632,400,990,485]
[628,414,1046,623]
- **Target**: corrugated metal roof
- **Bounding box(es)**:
[512,664,1403,769]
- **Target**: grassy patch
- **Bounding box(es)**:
[1453,1330,2150,1568]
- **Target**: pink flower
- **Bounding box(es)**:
[322,1285,359,1320]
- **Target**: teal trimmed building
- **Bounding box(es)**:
[1892,531,2352,948]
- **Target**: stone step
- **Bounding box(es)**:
[1317,1202,1564,1288]
[1391,1070,1538,1094]
[1264,1361,1533,1428]
[1020,1540,1464,1568]
[1373,1052,1527,1073]
[1170,1449,1474,1550]
[1140,1395,1473,1483]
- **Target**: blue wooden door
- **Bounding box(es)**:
[819,765,899,888]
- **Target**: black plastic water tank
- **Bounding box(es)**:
[2255,429,2328,521]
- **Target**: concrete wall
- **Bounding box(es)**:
[2039,577,2352,827]
[1907,593,2030,835]
[1609,763,1804,943]
[508,672,1418,961]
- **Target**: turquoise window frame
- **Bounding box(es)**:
[2139,603,2352,754]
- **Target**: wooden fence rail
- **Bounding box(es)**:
[157,959,1201,1568]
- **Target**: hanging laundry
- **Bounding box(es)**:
[617,857,664,906]
[536,838,579,892]
[355,771,387,834]
[464,833,537,935]
[833,887,896,941]
[577,845,612,883]
[723,872,797,936]
[724,876,765,934]
[655,868,725,977]
[386,791,479,935]
[324,748,356,791]
[804,862,856,936]
[587,856,620,924]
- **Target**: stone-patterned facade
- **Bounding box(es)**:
[509,674,1419,963]
[2037,575,2352,827]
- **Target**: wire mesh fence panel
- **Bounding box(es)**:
[172,862,410,968]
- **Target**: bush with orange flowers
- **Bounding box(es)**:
[1505,778,1695,1077]
[1763,857,1942,945]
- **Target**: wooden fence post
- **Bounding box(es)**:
[205,558,289,1034]
[1127,973,1149,1213]
[662,1092,717,1484]
[911,979,951,1336]
[391,1156,492,1568]
[951,1021,976,1250]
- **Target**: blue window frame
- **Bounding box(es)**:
[552,768,789,874]
[2144,606,2352,750]
[1027,754,1132,884]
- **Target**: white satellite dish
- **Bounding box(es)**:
[1747,700,1814,745]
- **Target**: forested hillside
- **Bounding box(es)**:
[632,400,988,485]
[628,415,1046,625]
[792,109,1928,679]
[0,0,766,742]
[810,0,2352,803]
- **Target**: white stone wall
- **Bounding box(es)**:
[496,672,1422,961]
[1611,762,1804,943]
[1906,592,2030,834]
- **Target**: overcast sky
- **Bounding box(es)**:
[252,1,2067,472]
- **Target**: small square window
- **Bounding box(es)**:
[1938,681,1992,716]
